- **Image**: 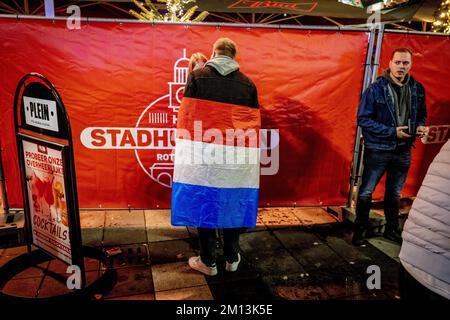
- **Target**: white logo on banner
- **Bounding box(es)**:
[23,96,59,132]
[421,125,450,145]
[80,49,280,188]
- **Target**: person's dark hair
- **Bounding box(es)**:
[213,38,237,59]
[188,52,207,73]
[391,48,413,60]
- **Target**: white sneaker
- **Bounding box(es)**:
[188,256,218,276]
[225,253,241,272]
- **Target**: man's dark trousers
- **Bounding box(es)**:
[355,147,411,231]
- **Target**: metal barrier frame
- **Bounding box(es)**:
[2,15,447,212]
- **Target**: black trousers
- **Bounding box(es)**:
[355,148,411,231]
[197,228,244,266]
[399,264,447,300]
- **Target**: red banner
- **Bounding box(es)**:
[0,19,368,208]
[373,32,450,200]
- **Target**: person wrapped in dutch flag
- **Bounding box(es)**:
[171,38,260,276]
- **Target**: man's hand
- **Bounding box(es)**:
[396,126,412,139]
[416,126,429,138]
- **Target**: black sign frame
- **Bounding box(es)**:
[14,73,85,289]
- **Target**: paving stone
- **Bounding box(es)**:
[289,243,348,271]
[348,260,397,289]
[348,261,399,293]
[37,271,99,298]
[2,245,28,256]
[102,266,154,299]
[155,285,213,300]
[0,246,38,267]
[148,239,195,265]
[105,210,145,227]
[246,249,306,276]
[315,223,354,243]
[273,229,324,250]
[47,256,100,273]
[301,264,367,299]
[1,276,42,298]
[318,274,369,299]
[209,278,273,301]
[262,273,328,300]
[291,207,338,226]
[240,231,283,254]
[324,236,373,265]
[79,210,105,228]
[357,242,397,264]
[258,207,302,229]
[103,227,147,246]
[367,237,401,262]
[145,210,190,242]
[103,211,147,245]
[11,262,50,280]
[353,242,401,292]
[0,254,22,268]
[81,228,103,247]
[151,261,206,292]
[145,228,190,243]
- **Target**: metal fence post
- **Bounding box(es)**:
[347,25,385,209]
[0,141,9,216]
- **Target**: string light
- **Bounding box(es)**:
[432,0,450,33]
[129,0,209,23]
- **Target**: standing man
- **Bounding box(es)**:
[171,38,260,275]
[352,48,428,246]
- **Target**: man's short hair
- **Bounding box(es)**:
[213,38,237,59]
[391,48,413,60]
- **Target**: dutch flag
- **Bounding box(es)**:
[171,97,261,228]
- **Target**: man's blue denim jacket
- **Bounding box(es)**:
[357,74,427,151]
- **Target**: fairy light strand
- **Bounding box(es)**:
[130,0,209,23]
[432,0,450,33]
